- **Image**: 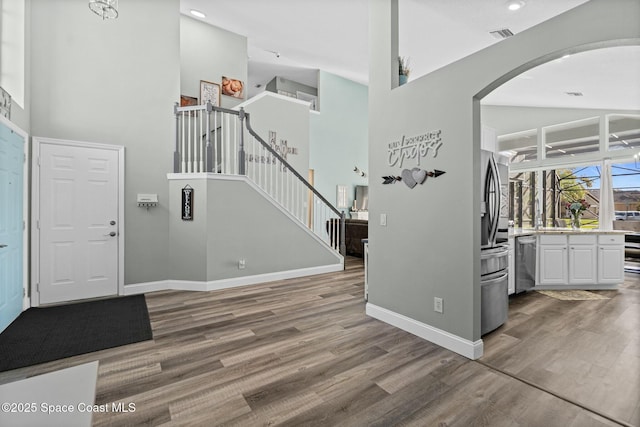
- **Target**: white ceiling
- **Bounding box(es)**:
[179,0,640,110]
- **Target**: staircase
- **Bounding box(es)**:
[173,101,346,258]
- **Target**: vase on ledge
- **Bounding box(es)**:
[571,212,581,229]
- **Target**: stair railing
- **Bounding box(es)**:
[174,102,346,256]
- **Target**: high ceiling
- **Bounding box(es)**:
[179,0,640,110]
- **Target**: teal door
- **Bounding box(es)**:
[0,121,24,333]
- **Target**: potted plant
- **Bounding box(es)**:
[398,56,410,85]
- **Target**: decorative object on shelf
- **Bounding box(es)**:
[382,168,446,188]
[566,199,590,229]
[200,81,220,107]
[0,86,10,119]
[353,166,366,177]
[398,56,411,86]
[88,0,118,20]
[221,76,244,99]
[182,185,194,221]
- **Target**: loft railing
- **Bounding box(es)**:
[174,102,346,256]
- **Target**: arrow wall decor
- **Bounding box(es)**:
[382,168,446,189]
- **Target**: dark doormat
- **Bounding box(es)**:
[0,295,153,372]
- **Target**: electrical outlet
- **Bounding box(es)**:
[380,213,387,226]
[434,297,443,313]
[238,259,246,269]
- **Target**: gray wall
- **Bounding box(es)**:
[368,0,640,344]
[206,179,340,280]
[482,105,640,136]
[168,177,341,282]
[180,16,247,110]
[240,93,310,177]
[29,0,180,285]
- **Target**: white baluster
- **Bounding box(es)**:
[181,111,186,173]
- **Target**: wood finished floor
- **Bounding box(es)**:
[0,257,637,426]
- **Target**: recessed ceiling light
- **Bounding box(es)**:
[190,9,206,18]
[507,1,525,11]
[562,54,571,59]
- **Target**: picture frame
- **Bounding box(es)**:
[200,80,220,107]
[180,95,198,108]
[221,76,244,99]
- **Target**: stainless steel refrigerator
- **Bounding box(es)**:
[479,150,509,335]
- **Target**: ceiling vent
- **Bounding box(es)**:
[565,92,584,97]
[490,28,514,39]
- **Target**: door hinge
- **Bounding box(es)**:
[24,153,27,163]
[23,288,26,297]
[23,220,25,230]
[36,220,40,229]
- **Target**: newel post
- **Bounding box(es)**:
[205,101,213,172]
[173,102,180,173]
[238,108,246,175]
[340,212,346,257]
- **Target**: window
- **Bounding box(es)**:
[543,117,600,159]
[608,115,640,153]
[499,129,537,164]
[612,161,640,215]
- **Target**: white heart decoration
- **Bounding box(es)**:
[412,168,428,185]
[401,169,417,188]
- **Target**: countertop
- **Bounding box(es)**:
[509,228,628,238]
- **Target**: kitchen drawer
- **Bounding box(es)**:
[598,234,624,245]
[569,234,596,245]
[539,234,567,245]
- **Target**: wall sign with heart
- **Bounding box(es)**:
[382,168,446,188]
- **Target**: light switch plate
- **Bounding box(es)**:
[380,214,387,226]
[434,297,443,313]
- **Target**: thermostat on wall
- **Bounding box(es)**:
[137,193,158,208]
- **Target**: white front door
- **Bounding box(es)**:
[36,141,120,305]
[0,120,26,332]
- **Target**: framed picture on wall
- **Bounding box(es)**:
[180,95,198,107]
[221,76,244,99]
[200,80,220,107]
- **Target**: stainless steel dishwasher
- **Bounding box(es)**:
[515,236,536,293]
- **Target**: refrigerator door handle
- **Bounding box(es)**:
[484,154,502,246]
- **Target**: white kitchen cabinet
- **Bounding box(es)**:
[534,232,624,289]
[598,234,624,284]
[538,235,568,286]
[568,235,597,284]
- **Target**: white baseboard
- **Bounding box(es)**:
[365,303,484,360]
[124,262,344,295]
